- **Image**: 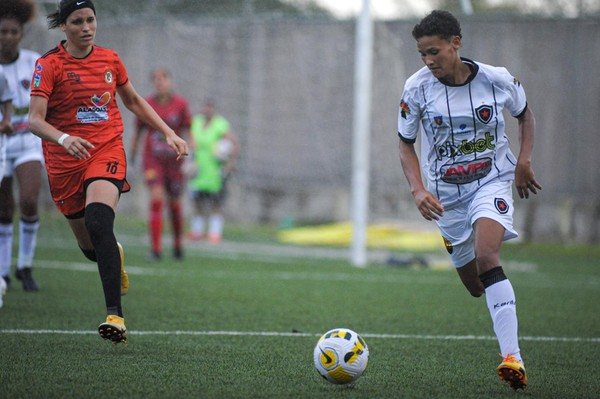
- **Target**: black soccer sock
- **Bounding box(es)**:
[84,202,122,317]
[79,246,97,262]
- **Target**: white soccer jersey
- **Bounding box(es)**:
[0,49,40,133]
[398,58,527,209]
[0,65,12,104]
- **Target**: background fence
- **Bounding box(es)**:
[22,13,600,243]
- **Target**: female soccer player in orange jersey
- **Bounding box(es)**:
[28,0,188,345]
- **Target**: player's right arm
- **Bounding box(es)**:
[129,123,146,165]
[398,139,444,221]
[29,95,94,160]
[0,100,13,134]
[117,81,188,160]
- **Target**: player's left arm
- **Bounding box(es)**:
[515,106,542,199]
[222,130,240,177]
[117,82,189,160]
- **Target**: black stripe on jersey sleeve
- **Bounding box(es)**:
[514,102,528,119]
[398,132,416,144]
[41,47,60,59]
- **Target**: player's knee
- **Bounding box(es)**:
[79,246,97,262]
[475,252,499,272]
[84,203,115,240]
[19,198,38,217]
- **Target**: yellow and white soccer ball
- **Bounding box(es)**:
[313,328,369,384]
[213,138,233,161]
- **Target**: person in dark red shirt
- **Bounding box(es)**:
[130,68,191,261]
[28,0,188,345]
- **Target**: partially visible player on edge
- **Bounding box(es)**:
[0,0,43,293]
[188,99,239,244]
[28,0,188,343]
[130,68,191,261]
[0,64,13,309]
[397,10,541,390]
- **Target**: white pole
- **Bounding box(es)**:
[460,0,474,15]
[350,0,373,267]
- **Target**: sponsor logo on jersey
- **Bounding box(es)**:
[92,92,111,107]
[494,197,509,214]
[475,104,494,124]
[400,99,410,119]
[436,132,496,160]
[513,77,521,87]
[77,93,110,123]
[440,157,492,185]
[33,64,42,88]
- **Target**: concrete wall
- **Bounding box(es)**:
[23,15,600,243]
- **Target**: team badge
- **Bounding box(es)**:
[494,197,509,214]
[400,99,410,119]
[434,115,443,126]
[20,79,31,90]
[104,70,113,84]
[475,104,493,124]
[442,237,453,254]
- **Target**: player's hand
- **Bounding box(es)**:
[0,122,13,135]
[515,161,542,199]
[62,135,94,160]
[413,188,444,221]
[167,134,189,161]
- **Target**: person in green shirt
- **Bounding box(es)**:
[188,99,238,244]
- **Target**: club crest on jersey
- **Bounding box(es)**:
[104,70,113,84]
[495,198,509,214]
[475,104,493,124]
[400,99,410,119]
[20,79,31,90]
[434,115,443,126]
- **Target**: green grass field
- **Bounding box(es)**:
[1,213,599,398]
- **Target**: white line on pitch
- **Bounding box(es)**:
[0,329,598,343]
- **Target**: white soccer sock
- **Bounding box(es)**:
[485,279,522,362]
[191,216,205,235]
[18,218,39,270]
[209,214,224,237]
[0,223,13,277]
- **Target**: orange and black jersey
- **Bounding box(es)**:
[31,41,129,172]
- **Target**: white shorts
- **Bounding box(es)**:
[436,180,518,268]
[2,132,43,178]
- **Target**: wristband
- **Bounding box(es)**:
[57,133,70,146]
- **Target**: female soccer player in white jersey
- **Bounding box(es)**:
[0,0,43,292]
[397,10,542,391]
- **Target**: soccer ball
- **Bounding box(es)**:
[214,138,233,161]
[313,328,369,384]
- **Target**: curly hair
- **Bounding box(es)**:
[0,0,36,26]
[412,10,462,41]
